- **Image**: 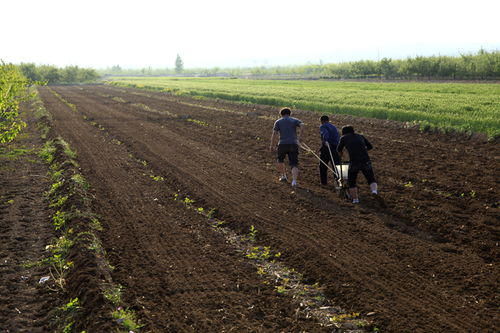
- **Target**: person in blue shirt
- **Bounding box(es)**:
[269,108,304,187]
[318,115,341,186]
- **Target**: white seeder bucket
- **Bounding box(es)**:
[335,163,349,181]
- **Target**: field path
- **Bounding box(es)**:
[38,85,499,332]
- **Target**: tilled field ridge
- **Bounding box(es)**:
[0,108,56,332]
[37,85,499,332]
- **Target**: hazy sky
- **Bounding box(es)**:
[2,0,499,69]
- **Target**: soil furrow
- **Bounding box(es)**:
[40,85,499,332]
[0,108,56,332]
[38,86,325,332]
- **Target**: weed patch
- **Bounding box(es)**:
[112,307,144,331]
[0,147,33,159]
[186,118,209,126]
[39,140,56,164]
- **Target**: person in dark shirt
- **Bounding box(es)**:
[269,108,304,187]
[337,125,378,204]
[318,115,341,186]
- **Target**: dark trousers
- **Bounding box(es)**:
[277,144,299,167]
[319,145,341,185]
[348,161,376,188]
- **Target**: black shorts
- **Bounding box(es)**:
[348,161,376,188]
[277,144,299,167]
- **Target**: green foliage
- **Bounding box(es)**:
[183,196,195,206]
[39,140,56,163]
[19,63,99,84]
[52,210,71,230]
[0,147,32,159]
[112,96,126,103]
[62,322,74,333]
[61,297,81,312]
[246,246,272,260]
[206,208,216,219]
[248,225,258,241]
[330,312,361,323]
[50,194,69,208]
[0,62,30,143]
[149,174,164,182]
[71,174,89,190]
[60,298,80,333]
[100,49,500,80]
[175,54,184,73]
[44,233,74,291]
[187,118,209,126]
[275,285,287,294]
[47,88,77,111]
[109,77,500,138]
[103,284,123,305]
[112,307,143,331]
[31,90,52,138]
[47,180,64,197]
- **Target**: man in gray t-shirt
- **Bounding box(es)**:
[269,108,304,186]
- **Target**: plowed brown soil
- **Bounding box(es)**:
[37,85,499,332]
[0,108,56,332]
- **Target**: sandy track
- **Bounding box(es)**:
[38,85,499,332]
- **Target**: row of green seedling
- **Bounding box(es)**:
[34,89,143,332]
[47,87,77,112]
[38,137,81,332]
[169,189,372,330]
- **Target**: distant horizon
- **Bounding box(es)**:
[14,45,499,71]
[2,1,499,70]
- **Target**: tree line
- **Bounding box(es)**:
[292,49,500,80]
[18,63,99,84]
[101,49,500,80]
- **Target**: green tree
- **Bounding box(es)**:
[111,65,122,73]
[351,60,377,77]
[37,65,61,84]
[379,58,397,79]
[18,63,40,82]
[78,68,99,82]
[61,66,79,83]
[175,54,184,73]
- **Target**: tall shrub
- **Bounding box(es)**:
[0,62,30,143]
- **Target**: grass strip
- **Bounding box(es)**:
[106,78,500,139]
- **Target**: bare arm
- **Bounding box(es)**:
[269,130,279,151]
[297,123,304,143]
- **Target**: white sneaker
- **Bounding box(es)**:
[279,175,288,182]
[291,180,297,187]
[352,198,360,204]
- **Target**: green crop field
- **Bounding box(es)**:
[107,77,500,138]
